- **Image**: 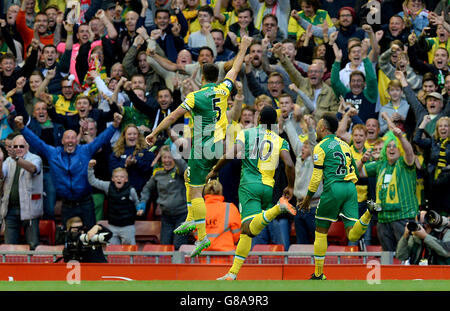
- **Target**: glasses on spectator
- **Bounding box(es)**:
[13,145,25,149]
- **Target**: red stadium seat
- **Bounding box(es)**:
[0,244,30,263]
[31,245,64,263]
[134,244,175,263]
[39,220,56,245]
[327,221,348,245]
[105,244,138,264]
[247,244,285,264]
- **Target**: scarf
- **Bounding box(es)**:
[435,137,450,180]
[255,2,278,31]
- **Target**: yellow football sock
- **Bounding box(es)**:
[248,204,281,236]
[229,234,252,276]
[314,231,328,277]
[185,183,193,222]
[348,210,372,242]
[191,197,207,240]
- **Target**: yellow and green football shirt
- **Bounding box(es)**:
[181,78,233,145]
[52,94,77,116]
[236,125,290,188]
[308,134,358,196]
[363,157,418,223]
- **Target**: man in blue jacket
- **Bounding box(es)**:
[14,113,123,229]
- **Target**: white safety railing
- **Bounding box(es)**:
[0,250,395,265]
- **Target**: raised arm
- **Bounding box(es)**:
[225,35,253,82]
[214,0,226,24]
[87,161,110,193]
[393,126,415,166]
[35,68,56,103]
[97,9,118,40]
[226,81,244,123]
[284,118,303,157]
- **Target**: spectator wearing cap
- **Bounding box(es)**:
[335,7,367,66]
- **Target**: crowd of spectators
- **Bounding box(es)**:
[0,0,448,259]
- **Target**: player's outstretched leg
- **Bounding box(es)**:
[347,200,382,242]
[217,233,252,281]
[249,197,296,236]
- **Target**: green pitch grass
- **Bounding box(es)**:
[0,280,448,291]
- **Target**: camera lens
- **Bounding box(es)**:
[425,210,441,227]
[407,221,419,232]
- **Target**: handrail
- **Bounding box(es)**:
[0,250,394,265]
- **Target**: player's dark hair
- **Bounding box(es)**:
[322,113,339,134]
[259,106,277,127]
[202,63,219,83]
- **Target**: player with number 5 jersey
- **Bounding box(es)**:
[145,35,255,258]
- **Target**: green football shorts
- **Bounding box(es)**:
[186,138,223,187]
[238,183,273,222]
[315,181,359,229]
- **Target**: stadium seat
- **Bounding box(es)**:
[134,244,174,264]
[247,244,285,264]
[0,244,30,263]
[135,221,161,245]
[287,244,314,264]
[31,245,64,263]
[327,221,348,245]
[105,244,138,264]
[39,220,56,245]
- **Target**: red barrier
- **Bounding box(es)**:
[0,263,449,281]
